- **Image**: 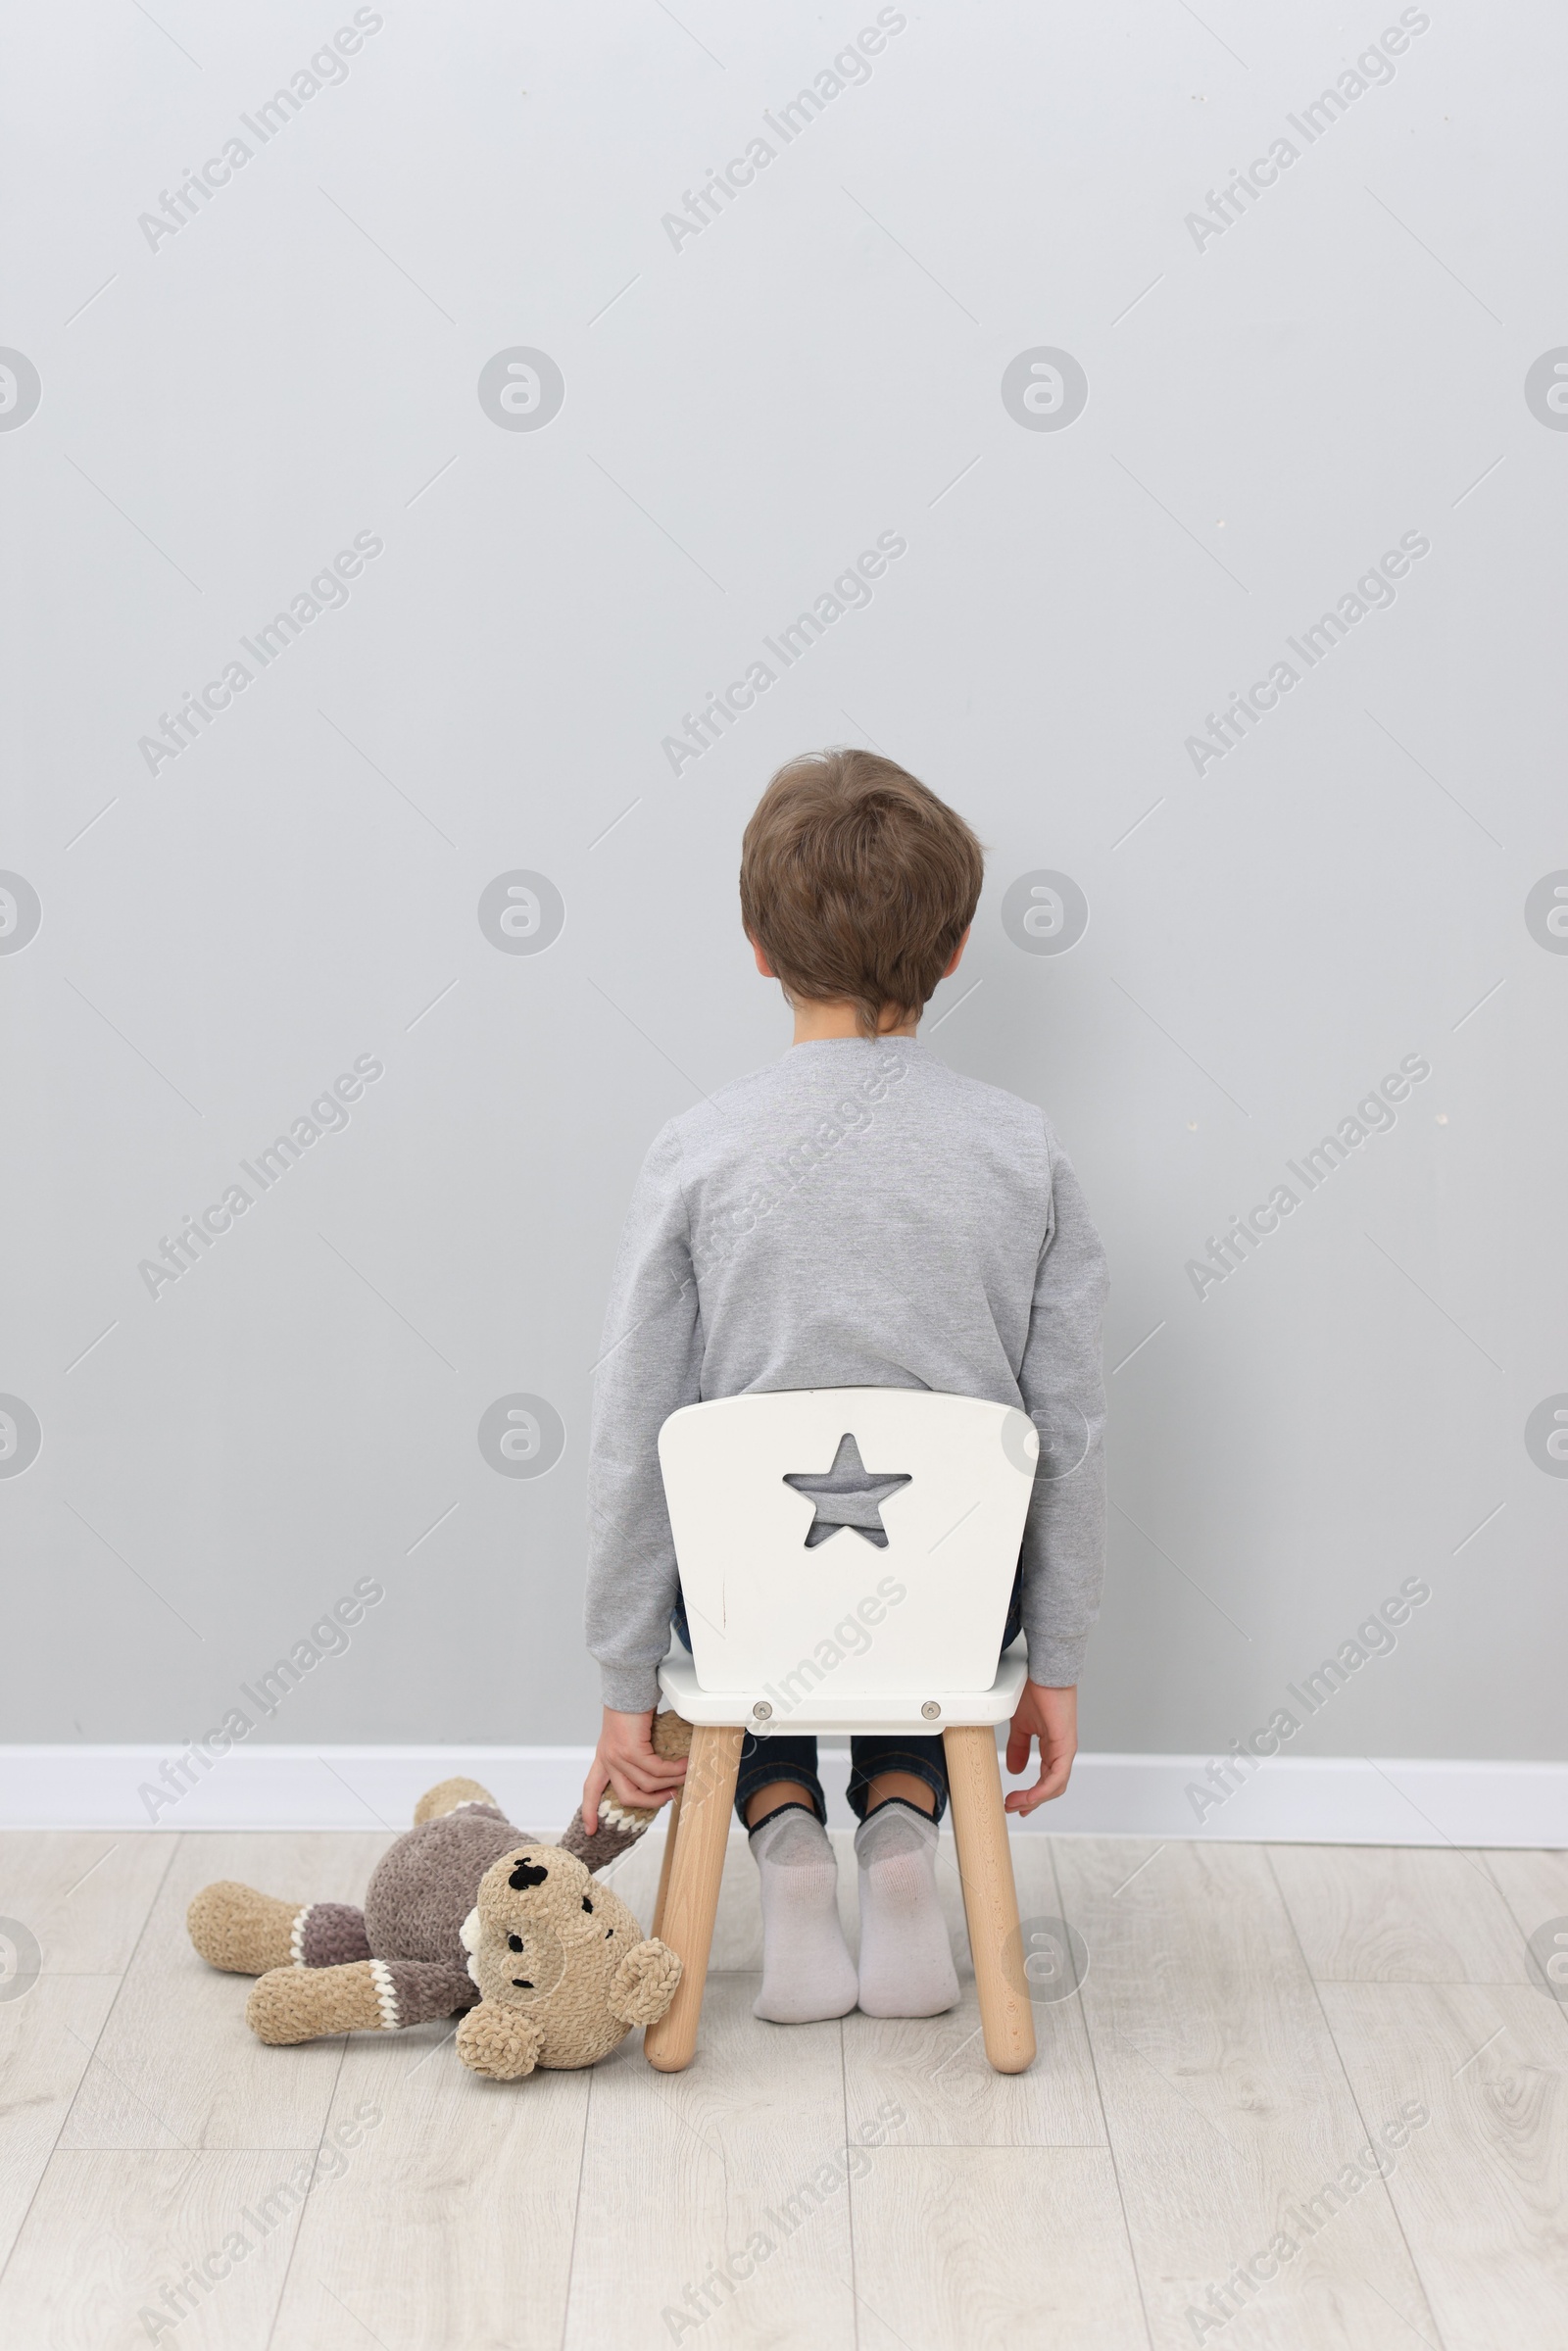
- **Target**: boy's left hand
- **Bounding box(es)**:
[582,1706,688,1833]
[1004,1681,1077,1813]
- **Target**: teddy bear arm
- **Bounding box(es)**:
[608,1937,683,2029]
[559,1803,656,1872]
[412,1776,498,1824]
[557,1715,688,1876]
[651,1708,693,1760]
[457,2000,546,2080]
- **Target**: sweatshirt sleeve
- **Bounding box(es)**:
[584,1122,704,1712]
[1016,1128,1109,1687]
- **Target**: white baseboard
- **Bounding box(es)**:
[0,1744,1562,1845]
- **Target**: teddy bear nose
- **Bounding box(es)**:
[508,1858,548,1890]
[508,1935,523,1952]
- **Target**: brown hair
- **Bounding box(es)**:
[739,749,984,1037]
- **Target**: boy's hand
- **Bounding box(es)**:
[582,1706,688,1834]
[1004,1682,1077,1814]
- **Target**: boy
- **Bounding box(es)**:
[582,750,1107,2023]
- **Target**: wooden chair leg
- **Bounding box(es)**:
[650,1785,683,1942]
[943,1724,1037,2075]
[642,1724,743,2073]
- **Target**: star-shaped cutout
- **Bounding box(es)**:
[782,1433,912,1549]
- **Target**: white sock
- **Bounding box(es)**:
[854,1799,960,2019]
[749,1804,858,2025]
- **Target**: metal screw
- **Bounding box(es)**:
[752,1699,772,1720]
[921,1700,941,1720]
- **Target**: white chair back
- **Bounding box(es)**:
[658,1389,1037,1702]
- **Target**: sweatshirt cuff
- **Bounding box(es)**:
[599,1661,664,1714]
[1020,1631,1088,1688]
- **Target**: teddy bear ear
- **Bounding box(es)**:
[457,2002,545,2080]
[608,1938,683,2029]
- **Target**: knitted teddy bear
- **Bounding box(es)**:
[186,1715,691,2080]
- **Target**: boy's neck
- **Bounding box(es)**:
[790,999,918,1046]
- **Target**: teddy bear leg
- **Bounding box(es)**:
[295,1903,371,1969]
[188,1886,374,1977]
[247,1960,384,2043]
[371,1960,478,2030]
[247,1956,476,2044]
[188,1883,301,1975]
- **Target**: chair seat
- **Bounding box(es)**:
[657,1638,1030,1733]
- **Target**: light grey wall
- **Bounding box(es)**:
[3,1,1563,1764]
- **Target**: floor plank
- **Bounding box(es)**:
[843,1836,1104,2147]
[852,2146,1148,2351]
[564,1972,855,2350]
[59,1834,389,2153]
[271,2019,590,2349]
[1319,1981,1568,2351]
[0,2145,318,2351]
[843,1983,1102,2154]
[1481,1847,1568,2009]
[1054,1837,1440,2351]
[0,1833,173,1976]
[0,1976,121,2271]
[1268,1842,1530,1982]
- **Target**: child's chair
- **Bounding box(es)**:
[642,1388,1040,2076]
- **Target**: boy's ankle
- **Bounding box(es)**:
[746,1797,819,1837]
[858,1794,936,1830]
[744,1779,821,1830]
[860,1769,938,1820]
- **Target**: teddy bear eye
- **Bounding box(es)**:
[581,1896,593,1914]
[508,1934,524,1952]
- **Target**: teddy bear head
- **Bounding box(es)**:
[460,1842,643,2040]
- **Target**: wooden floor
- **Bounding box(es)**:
[2,1825,1565,2349]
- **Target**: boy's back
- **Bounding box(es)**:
[586,1032,1106,1711]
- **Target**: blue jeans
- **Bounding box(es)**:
[669,1567,1022,1828]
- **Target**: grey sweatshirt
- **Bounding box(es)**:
[584,1036,1108,1712]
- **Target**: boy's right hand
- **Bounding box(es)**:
[582,1706,688,1833]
